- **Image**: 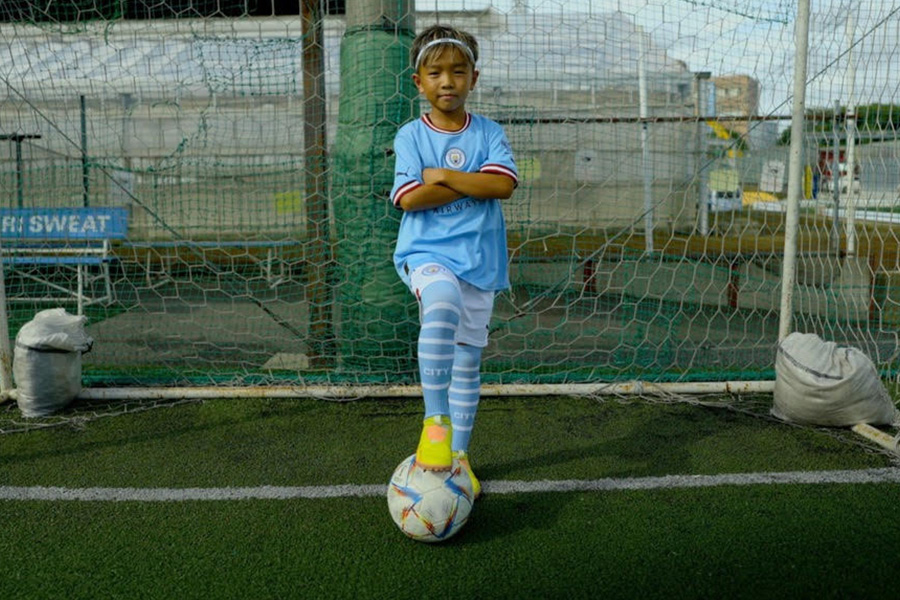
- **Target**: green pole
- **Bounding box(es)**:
[302,0,334,367]
[332,1,418,379]
[81,95,89,207]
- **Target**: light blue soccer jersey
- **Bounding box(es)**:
[390,112,518,291]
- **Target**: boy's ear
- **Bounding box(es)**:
[470,69,479,89]
[412,72,424,93]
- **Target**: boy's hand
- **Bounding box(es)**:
[421,168,447,186]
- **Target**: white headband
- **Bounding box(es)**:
[414,38,476,70]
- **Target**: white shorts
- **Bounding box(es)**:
[407,263,495,348]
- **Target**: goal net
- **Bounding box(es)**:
[1,1,899,397]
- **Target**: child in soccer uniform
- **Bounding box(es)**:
[390,25,518,499]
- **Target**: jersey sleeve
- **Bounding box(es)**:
[479,122,519,187]
[390,127,424,208]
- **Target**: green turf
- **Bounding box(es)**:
[0,396,898,598]
[1,486,899,599]
[0,396,889,487]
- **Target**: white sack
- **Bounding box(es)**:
[13,308,93,418]
[773,332,898,427]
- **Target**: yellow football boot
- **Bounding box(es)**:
[453,450,482,500]
[415,415,452,471]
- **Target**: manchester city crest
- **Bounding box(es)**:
[444,148,466,169]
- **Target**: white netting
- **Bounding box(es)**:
[0,1,896,399]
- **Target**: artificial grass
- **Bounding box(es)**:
[0,396,897,599]
[0,395,891,488]
[1,485,899,599]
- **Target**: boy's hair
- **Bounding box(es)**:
[411,25,479,71]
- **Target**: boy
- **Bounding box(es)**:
[390,25,518,499]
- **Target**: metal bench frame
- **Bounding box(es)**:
[0,207,129,315]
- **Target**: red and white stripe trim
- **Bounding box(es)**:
[480,163,519,185]
[392,180,421,207]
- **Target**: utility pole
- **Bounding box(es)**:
[1,133,42,208]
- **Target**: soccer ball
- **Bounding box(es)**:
[387,454,475,543]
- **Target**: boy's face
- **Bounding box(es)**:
[412,47,479,118]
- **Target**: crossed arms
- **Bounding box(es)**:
[397,168,515,212]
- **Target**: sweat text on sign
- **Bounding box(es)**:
[0,208,129,240]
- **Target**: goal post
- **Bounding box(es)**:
[0,1,899,400]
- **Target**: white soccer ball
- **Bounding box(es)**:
[387,454,475,543]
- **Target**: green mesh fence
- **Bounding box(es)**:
[1,2,899,390]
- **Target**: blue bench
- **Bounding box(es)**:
[0,207,129,314]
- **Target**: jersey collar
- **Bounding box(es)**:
[422,113,471,134]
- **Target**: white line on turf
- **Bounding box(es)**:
[1,467,899,501]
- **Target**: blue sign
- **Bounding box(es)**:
[0,207,129,240]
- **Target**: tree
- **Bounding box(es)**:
[778,103,900,145]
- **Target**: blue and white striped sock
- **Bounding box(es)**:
[417,280,461,418]
[450,343,483,453]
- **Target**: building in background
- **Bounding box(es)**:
[711,74,779,150]
[713,75,760,129]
